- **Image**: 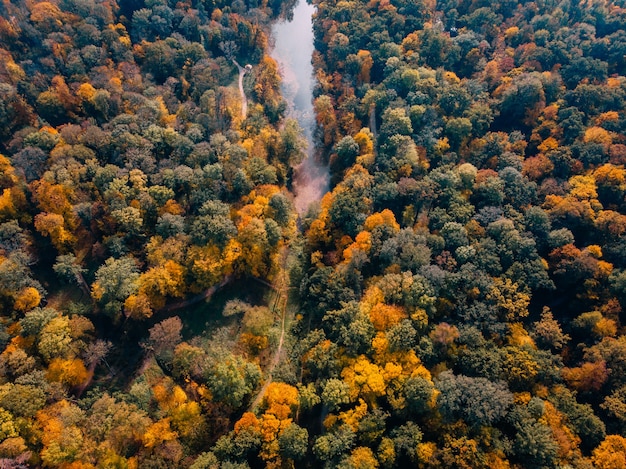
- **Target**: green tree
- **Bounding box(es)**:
[436,371,513,428]
[278,422,309,461]
[91,257,139,319]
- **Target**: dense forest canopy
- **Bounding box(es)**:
[1,0,626,467]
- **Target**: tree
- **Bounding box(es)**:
[342,446,379,469]
[322,378,351,411]
[145,316,183,363]
[435,371,513,428]
[313,425,356,463]
[592,435,626,469]
[37,315,72,361]
[278,423,308,461]
[91,257,139,319]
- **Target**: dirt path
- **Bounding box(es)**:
[233,59,248,119]
[247,247,291,412]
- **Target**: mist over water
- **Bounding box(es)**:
[271,0,329,214]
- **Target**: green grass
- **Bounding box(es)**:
[176,279,271,341]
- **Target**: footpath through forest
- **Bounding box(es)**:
[247,246,291,411]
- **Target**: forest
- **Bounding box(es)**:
[1,0,626,467]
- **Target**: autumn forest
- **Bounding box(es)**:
[1,0,626,467]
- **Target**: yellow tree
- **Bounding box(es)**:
[341,355,386,405]
[592,435,626,469]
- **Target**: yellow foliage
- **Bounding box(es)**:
[13,287,41,312]
[573,174,601,200]
[584,126,612,146]
[360,286,385,314]
[363,209,400,232]
[91,282,104,301]
[584,244,603,259]
[339,399,368,431]
[46,358,89,386]
[30,2,63,24]
[592,435,626,469]
[383,362,403,382]
[596,111,619,125]
[507,323,535,348]
[594,317,618,338]
[514,392,532,405]
[354,129,374,155]
[488,277,530,321]
[143,418,178,448]
[124,293,153,320]
[77,83,96,101]
[417,441,437,464]
[0,155,18,188]
[435,137,450,154]
[485,453,511,469]
[307,218,331,245]
[341,355,386,402]
[345,446,379,469]
[0,189,16,219]
[188,244,224,290]
[222,238,243,274]
[537,136,559,153]
[378,437,396,467]
[503,348,539,386]
[504,26,519,40]
[372,333,388,358]
[137,260,185,309]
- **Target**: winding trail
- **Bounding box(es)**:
[247,247,291,412]
[232,59,249,119]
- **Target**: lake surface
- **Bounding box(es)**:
[271,0,329,214]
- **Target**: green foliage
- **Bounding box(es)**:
[1,0,626,466]
[436,371,514,428]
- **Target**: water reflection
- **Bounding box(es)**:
[271,0,329,214]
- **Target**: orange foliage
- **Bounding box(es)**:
[34,212,76,250]
[142,418,178,448]
[30,180,74,218]
[343,231,371,263]
[356,50,373,84]
[562,360,608,392]
[584,126,612,146]
[369,303,406,331]
[13,287,41,312]
[523,154,555,180]
[592,435,626,469]
[262,382,299,420]
[235,412,261,434]
[363,209,400,232]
